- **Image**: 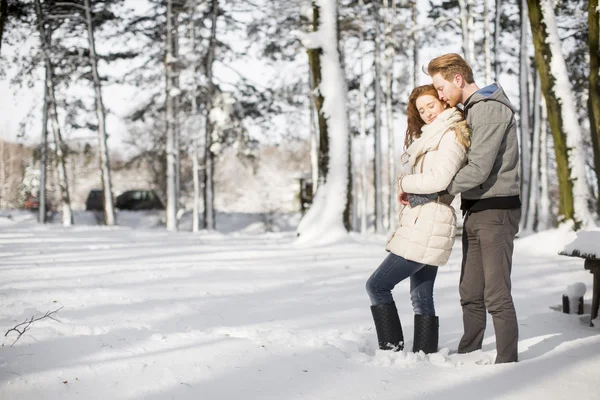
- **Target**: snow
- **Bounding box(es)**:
[1,214,600,399]
[540,0,596,228]
[565,282,586,298]
[560,229,600,260]
[294,0,350,246]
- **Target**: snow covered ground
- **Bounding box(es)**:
[1,211,599,399]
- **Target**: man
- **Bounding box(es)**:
[428,53,521,363]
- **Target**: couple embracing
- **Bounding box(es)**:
[366,53,521,364]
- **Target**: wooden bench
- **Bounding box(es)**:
[559,230,600,326]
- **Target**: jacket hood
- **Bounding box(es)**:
[464,84,516,113]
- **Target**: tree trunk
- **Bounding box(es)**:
[173,14,181,213]
[412,1,419,89]
[519,0,531,231]
[527,0,594,228]
[373,0,383,233]
[358,0,368,233]
[203,0,218,230]
[165,0,178,231]
[458,0,474,65]
[0,140,4,207]
[189,2,201,232]
[84,0,115,226]
[191,95,201,233]
[308,66,319,194]
[483,0,492,84]
[35,0,73,226]
[39,75,49,223]
[296,0,350,244]
[525,72,541,232]
[467,0,474,66]
[589,0,600,215]
[0,0,7,55]
[308,2,328,186]
[384,0,395,231]
[494,0,501,82]
[337,0,352,231]
[538,95,551,230]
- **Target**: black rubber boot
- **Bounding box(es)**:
[412,314,439,354]
[370,302,404,351]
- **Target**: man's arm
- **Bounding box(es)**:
[446,102,512,196]
[399,132,467,195]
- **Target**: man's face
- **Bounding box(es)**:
[432,73,463,107]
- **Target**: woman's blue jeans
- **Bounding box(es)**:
[366,253,438,315]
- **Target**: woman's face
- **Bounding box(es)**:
[415,94,446,125]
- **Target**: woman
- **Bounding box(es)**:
[365,84,470,354]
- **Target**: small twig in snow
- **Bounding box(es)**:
[4,307,63,347]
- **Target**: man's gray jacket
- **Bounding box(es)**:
[446,84,521,211]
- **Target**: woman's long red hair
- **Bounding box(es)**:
[405,85,441,149]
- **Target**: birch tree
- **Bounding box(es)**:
[384,0,395,231]
[307,0,329,192]
[187,1,202,233]
[494,0,501,82]
[34,0,73,226]
[39,76,49,223]
[458,0,474,66]
[82,0,115,225]
[165,0,178,231]
[589,0,600,215]
[519,0,531,230]
[412,1,418,91]
[527,0,594,228]
[373,0,384,233]
[525,72,541,232]
[483,0,492,84]
[295,0,350,244]
[358,0,368,234]
[538,95,551,230]
[203,0,218,230]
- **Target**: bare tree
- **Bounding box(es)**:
[527,0,594,228]
[188,1,202,233]
[165,0,178,231]
[203,0,218,230]
[483,0,492,84]
[373,0,383,233]
[494,0,502,82]
[538,95,551,230]
[589,0,600,215]
[411,0,419,88]
[458,0,475,65]
[519,0,531,230]
[34,0,73,226]
[39,77,49,223]
[82,0,115,225]
[309,65,319,194]
[525,72,541,232]
[358,0,368,234]
[384,0,396,231]
[295,0,350,243]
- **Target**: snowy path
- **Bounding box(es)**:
[1,221,599,399]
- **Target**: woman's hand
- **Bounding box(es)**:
[398,192,409,205]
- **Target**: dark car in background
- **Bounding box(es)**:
[85,189,105,211]
[116,190,164,211]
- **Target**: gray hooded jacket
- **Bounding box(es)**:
[446,84,521,209]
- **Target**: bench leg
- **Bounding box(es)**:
[591,272,600,327]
